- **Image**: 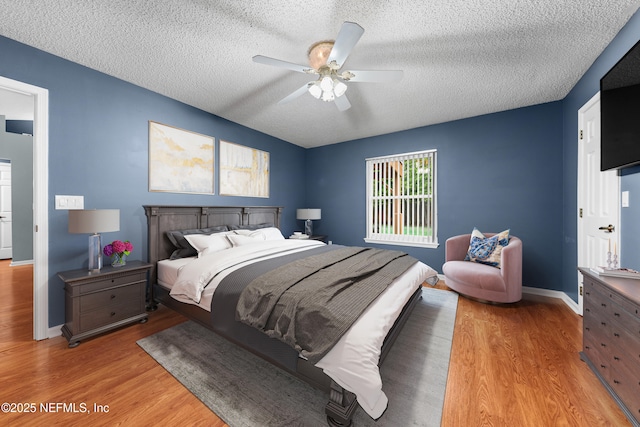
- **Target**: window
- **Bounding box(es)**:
[365,149,437,248]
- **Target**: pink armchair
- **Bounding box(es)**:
[442,233,522,303]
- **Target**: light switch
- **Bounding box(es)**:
[55,195,85,210]
[622,191,629,208]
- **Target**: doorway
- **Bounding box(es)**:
[0,76,49,340]
[577,92,620,315]
[0,161,12,259]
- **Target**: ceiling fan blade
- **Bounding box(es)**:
[277,83,312,105]
[334,94,351,111]
[341,69,404,83]
[327,22,364,68]
[253,55,315,74]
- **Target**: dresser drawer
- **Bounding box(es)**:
[80,282,144,312]
[610,316,640,356]
[583,334,613,382]
[78,271,147,295]
[610,359,640,423]
[79,298,144,332]
[608,289,640,322]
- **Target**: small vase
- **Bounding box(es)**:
[111,253,127,267]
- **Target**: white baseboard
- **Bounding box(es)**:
[10,259,34,267]
[439,274,581,315]
[522,286,580,314]
[47,324,63,339]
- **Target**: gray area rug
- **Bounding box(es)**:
[137,287,458,427]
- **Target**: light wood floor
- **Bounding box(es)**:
[0,260,630,426]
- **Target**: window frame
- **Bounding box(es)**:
[364,149,438,249]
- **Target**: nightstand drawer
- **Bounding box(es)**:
[80,298,144,331]
[80,282,144,312]
[78,271,147,295]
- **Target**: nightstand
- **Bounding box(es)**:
[59,260,152,348]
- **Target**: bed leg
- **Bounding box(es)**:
[325,380,357,427]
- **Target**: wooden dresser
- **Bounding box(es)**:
[59,261,152,348]
[579,268,640,427]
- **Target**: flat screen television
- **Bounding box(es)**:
[600,38,640,171]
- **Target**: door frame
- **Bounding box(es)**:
[577,91,620,315]
[0,75,49,340]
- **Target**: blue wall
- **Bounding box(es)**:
[306,102,564,290]
[561,8,640,300]
[0,35,307,327]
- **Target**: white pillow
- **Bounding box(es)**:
[259,227,285,241]
[227,234,263,247]
[233,227,284,241]
[184,233,232,257]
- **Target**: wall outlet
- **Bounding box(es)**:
[55,195,85,210]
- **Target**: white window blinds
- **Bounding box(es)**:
[365,149,437,248]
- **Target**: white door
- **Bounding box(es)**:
[0,162,12,259]
[577,92,620,314]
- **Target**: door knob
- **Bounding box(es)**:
[598,224,615,233]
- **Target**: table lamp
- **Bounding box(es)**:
[68,209,120,272]
[296,208,321,236]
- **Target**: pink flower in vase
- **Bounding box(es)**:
[111,240,126,254]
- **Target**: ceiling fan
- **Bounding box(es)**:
[253,21,403,111]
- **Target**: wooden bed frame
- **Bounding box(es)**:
[144,205,422,426]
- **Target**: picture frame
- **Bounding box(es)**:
[219,140,270,198]
[148,121,215,195]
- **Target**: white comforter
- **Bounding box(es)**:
[166,239,437,419]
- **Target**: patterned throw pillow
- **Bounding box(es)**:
[464,228,510,268]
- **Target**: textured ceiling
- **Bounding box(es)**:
[1,1,639,148]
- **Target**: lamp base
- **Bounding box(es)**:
[305,219,313,236]
[88,233,103,272]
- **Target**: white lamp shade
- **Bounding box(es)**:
[68,209,120,234]
[296,208,321,220]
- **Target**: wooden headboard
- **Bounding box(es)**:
[143,205,283,284]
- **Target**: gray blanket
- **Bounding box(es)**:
[236,246,418,364]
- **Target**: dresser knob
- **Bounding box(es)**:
[614,333,619,338]
[613,379,620,384]
[111,294,116,300]
[601,303,607,307]
[614,356,620,361]
[110,312,116,316]
[601,343,607,347]
[614,312,620,317]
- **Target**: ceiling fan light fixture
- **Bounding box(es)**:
[333,80,347,97]
[320,75,334,92]
[321,90,335,102]
[308,41,334,70]
[308,82,322,99]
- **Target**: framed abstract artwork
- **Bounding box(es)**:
[148,121,215,194]
[219,140,270,198]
